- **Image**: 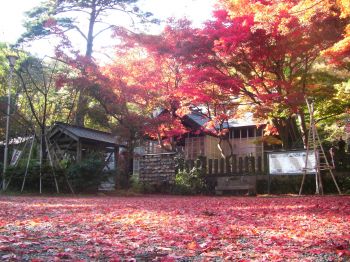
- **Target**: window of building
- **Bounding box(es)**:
[248,126,255,137]
[241,128,248,138]
[233,128,240,138]
[256,127,263,136]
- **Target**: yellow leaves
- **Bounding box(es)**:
[260,135,283,145]
[28,220,40,227]
[337,0,350,18]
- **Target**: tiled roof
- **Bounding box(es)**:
[50,122,118,145]
[187,111,262,129]
[186,112,210,127]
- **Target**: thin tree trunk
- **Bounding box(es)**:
[298,109,308,147]
[74,1,96,126]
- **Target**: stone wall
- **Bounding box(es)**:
[139,153,176,184]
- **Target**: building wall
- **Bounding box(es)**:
[224,126,264,159]
[184,126,264,160]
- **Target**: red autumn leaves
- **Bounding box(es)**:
[0,195,349,261]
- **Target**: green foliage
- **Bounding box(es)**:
[4,160,58,192]
[339,176,350,194]
[129,175,170,194]
[315,79,350,142]
[266,175,315,194]
[66,153,106,193]
[261,174,350,195]
[173,167,208,195]
[174,153,185,171]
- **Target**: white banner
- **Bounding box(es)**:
[268,151,317,175]
[10,149,22,166]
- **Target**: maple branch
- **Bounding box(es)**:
[0,103,36,135]
[315,111,350,123]
[23,64,45,96]
[93,25,116,38]
[73,25,88,40]
[239,49,272,95]
[290,0,326,15]
[46,59,58,93]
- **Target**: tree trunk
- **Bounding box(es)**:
[298,109,308,147]
[272,116,302,149]
[74,2,96,127]
[74,92,88,126]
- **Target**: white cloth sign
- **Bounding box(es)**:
[268,151,317,175]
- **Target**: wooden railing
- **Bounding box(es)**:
[184,155,265,176]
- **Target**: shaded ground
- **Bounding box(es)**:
[0,195,349,261]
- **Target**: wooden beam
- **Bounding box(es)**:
[76,139,82,162]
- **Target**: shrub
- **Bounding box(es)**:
[4,160,59,192]
[173,166,208,195]
[336,176,350,194]
[129,175,171,194]
[129,175,145,193]
[66,153,107,193]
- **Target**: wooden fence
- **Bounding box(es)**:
[184,152,350,177]
[184,155,265,176]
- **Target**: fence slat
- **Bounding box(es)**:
[190,155,261,176]
[220,158,225,175]
[232,155,237,174]
[214,159,219,175]
[257,156,262,173]
[226,156,231,175]
[208,159,213,176]
[238,157,243,173]
[189,160,194,170]
[250,156,255,173]
[201,157,207,176]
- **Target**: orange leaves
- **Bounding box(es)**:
[187,241,198,250]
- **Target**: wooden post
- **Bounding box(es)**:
[208,159,213,176]
[214,159,219,176]
[244,156,249,173]
[257,156,262,173]
[238,157,243,173]
[114,145,119,171]
[45,136,60,193]
[201,157,207,176]
[21,136,35,192]
[250,156,256,174]
[112,145,119,190]
[76,139,82,162]
[220,158,225,175]
[226,156,231,175]
[232,155,237,174]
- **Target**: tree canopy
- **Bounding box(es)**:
[1,0,350,156]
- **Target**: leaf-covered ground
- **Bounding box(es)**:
[0,195,349,261]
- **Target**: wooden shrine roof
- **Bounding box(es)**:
[49,122,122,147]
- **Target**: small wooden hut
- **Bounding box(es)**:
[48,122,123,168]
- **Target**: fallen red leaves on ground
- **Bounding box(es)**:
[0,195,349,261]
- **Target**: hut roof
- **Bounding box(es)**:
[49,122,122,146]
